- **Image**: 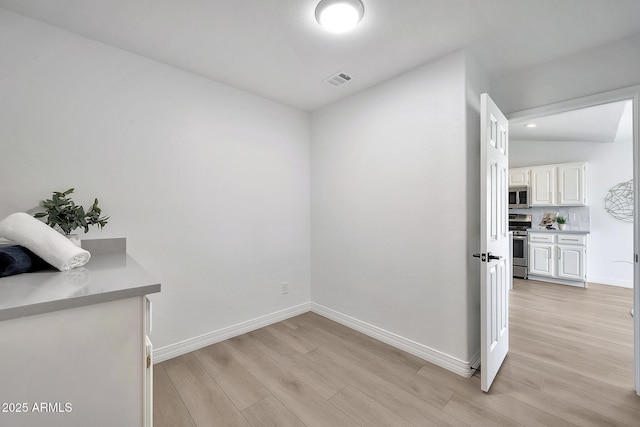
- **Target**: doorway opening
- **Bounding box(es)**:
[505,85,640,395]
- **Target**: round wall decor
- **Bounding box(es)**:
[604,179,633,223]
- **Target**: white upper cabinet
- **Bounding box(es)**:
[530,165,556,205]
[557,162,587,206]
[529,162,587,207]
[509,167,530,187]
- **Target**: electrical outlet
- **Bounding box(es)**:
[281,282,289,295]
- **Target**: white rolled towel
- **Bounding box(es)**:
[0,212,91,271]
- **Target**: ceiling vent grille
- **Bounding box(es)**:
[325,72,352,87]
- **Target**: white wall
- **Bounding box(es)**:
[0,9,311,349]
[491,33,640,114]
[465,54,490,357]
[310,51,488,365]
[492,35,639,288]
[510,103,634,287]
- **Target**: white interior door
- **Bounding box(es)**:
[479,93,510,392]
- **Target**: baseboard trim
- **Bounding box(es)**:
[469,348,481,373]
[310,303,477,378]
[528,274,586,288]
[153,302,311,363]
[588,276,633,289]
[154,301,478,377]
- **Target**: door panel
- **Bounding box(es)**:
[531,166,555,205]
[559,168,580,203]
[530,244,554,276]
[480,93,509,392]
[509,168,530,187]
[558,163,586,206]
[558,245,585,280]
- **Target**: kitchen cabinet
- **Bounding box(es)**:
[509,167,530,187]
[557,162,586,206]
[0,248,160,427]
[530,162,587,207]
[528,232,587,287]
[530,165,556,205]
[557,244,586,281]
[529,242,555,277]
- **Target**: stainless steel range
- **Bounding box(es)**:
[509,213,532,279]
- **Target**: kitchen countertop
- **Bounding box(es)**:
[0,252,160,321]
[527,228,590,234]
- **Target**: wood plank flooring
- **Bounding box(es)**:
[154,279,640,426]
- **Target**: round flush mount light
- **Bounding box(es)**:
[525,123,537,128]
[315,0,365,33]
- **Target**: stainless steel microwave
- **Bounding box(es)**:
[509,186,530,209]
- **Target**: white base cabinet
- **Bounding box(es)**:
[0,296,152,427]
[528,232,587,287]
[529,242,555,277]
[557,244,586,281]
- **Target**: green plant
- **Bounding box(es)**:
[556,215,567,224]
[34,188,109,235]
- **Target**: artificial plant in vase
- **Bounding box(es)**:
[34,189,109,241]
[556,215,567,230]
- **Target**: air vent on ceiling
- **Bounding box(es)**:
[325,72,352,87]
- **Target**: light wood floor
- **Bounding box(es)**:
[154,279,640,426]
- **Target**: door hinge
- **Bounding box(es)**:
[146,355,151,369]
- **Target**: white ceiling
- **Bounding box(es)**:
[510,100,631,143]
[1,0,640,112]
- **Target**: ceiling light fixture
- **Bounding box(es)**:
[525,123,537,128]
[315,0,365,33]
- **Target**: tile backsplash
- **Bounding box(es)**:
[510,206,590,232]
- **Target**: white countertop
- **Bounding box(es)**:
[0,252,160,321]
[527,228,590,234]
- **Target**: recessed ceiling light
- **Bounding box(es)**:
[315,0,365,33]
[525,123,537,128]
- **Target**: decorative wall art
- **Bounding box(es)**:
[604,179,633,223]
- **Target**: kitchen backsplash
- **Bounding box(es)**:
[510,206,590,232]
